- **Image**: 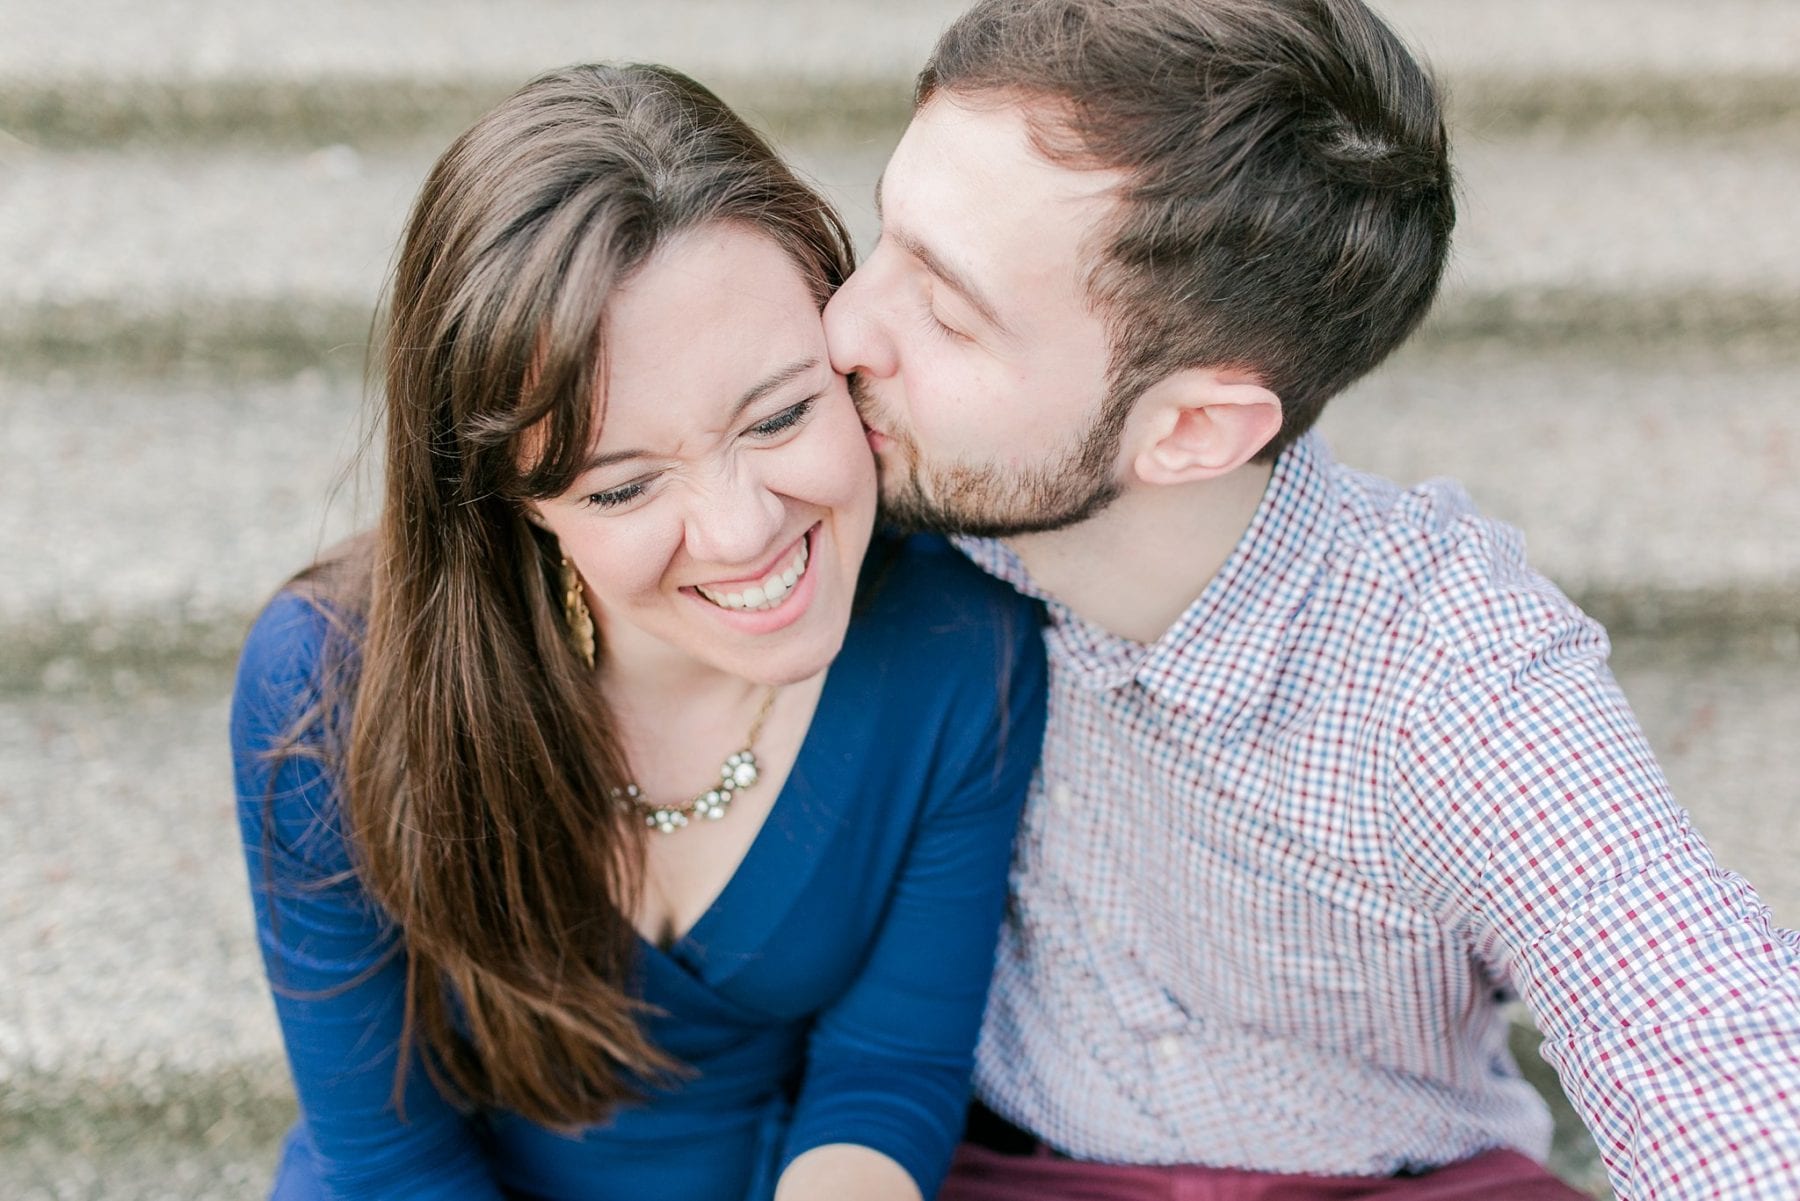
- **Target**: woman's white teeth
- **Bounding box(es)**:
[697,539,810,612]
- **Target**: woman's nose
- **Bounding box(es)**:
[681,466,787,569]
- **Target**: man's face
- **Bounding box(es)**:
[824,94,1129,537]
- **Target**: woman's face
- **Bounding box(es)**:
[531,222,877,687]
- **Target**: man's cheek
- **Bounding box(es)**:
[915,378,983,450]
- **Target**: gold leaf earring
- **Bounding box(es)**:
[559,553,596,669]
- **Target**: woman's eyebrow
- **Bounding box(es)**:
[734,357,819,413]
[580,357,820,472]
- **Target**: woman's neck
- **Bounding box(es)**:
[595,632,773,743]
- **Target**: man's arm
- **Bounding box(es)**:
[1390,609,1800,1200]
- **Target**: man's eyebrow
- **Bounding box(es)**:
[580,357,820,472]
[874,172,1012,337]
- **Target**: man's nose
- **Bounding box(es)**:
[681,464,787,569]
[823,267,899,380]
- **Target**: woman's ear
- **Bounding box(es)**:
[1129,369,1282,486]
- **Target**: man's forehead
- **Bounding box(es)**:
[891,94,1119,208]
[882,95,1121,296]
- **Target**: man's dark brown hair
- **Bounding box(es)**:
[918,0,1456,459]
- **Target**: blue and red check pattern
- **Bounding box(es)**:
[958,433,1800,1199]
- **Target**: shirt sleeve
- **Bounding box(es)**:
[231,594,505,1200]
[776,599,1049,1198]
[1390,608,1800,1200]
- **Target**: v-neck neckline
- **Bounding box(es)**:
[635,651,849,977]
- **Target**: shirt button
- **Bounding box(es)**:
[1157,1036,1183,1061]
[1088,915,1112,941]
[1050,782,1075,810]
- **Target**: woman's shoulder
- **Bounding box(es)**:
[231,572,369,789]
[234,591,331,726]
[241,587,334,667]
[235,591,358,717]
[843,532,1046,719]
[234,542,372,724]
[855,531,1044,646]
[231,579,370,879]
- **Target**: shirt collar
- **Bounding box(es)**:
[955,432,1341,710]
[953,534,1150,689]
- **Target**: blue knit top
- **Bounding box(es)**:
[230,534,1046,1200]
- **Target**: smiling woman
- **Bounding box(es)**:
[227,64,1046,1201]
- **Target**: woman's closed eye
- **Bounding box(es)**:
[583,479,649,510]
[745,395,818,439]
[580,396,820,510]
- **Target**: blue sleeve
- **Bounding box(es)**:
[231,594,504,1200]
[776,592,1048,1197]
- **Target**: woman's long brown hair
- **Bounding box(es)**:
[280,63,854,1129]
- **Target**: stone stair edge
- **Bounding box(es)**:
[6,585,1799,703]
[5,0,1795,80]
[6,0,1796,144]
[0,72,916,152]
[4,68,1797,151]
[6,288,1797,379]
[0,1061,295,1125]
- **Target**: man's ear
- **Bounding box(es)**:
[1128,368,1282,486]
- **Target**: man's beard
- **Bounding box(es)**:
[851,375,1128,539]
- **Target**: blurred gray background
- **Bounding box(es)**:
[2,2,1796,1197]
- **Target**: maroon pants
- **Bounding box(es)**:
[938,1143,1593,1201]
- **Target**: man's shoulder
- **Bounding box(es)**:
[1315,457,1602,668]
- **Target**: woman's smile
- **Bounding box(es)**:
[690,524,815,613]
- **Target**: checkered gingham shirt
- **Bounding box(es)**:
[957,432,1800,1199]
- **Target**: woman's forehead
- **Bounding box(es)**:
[591,225,828,448]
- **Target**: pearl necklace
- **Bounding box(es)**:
[613,687,780,835]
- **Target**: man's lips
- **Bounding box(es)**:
[861,420,892,453]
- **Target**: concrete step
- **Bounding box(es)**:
[1435,124,1800,347]
[5,630,1795,1195]
[6,121,1800,375]
[1,1082,293,1201]
[5,341,1797,692]
[0,3,956,154]
[1318,340,1800,637]
[3,0,1795,150]
[0,687,287,1116]
[0,368,369,690]
[0,136,887,374]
